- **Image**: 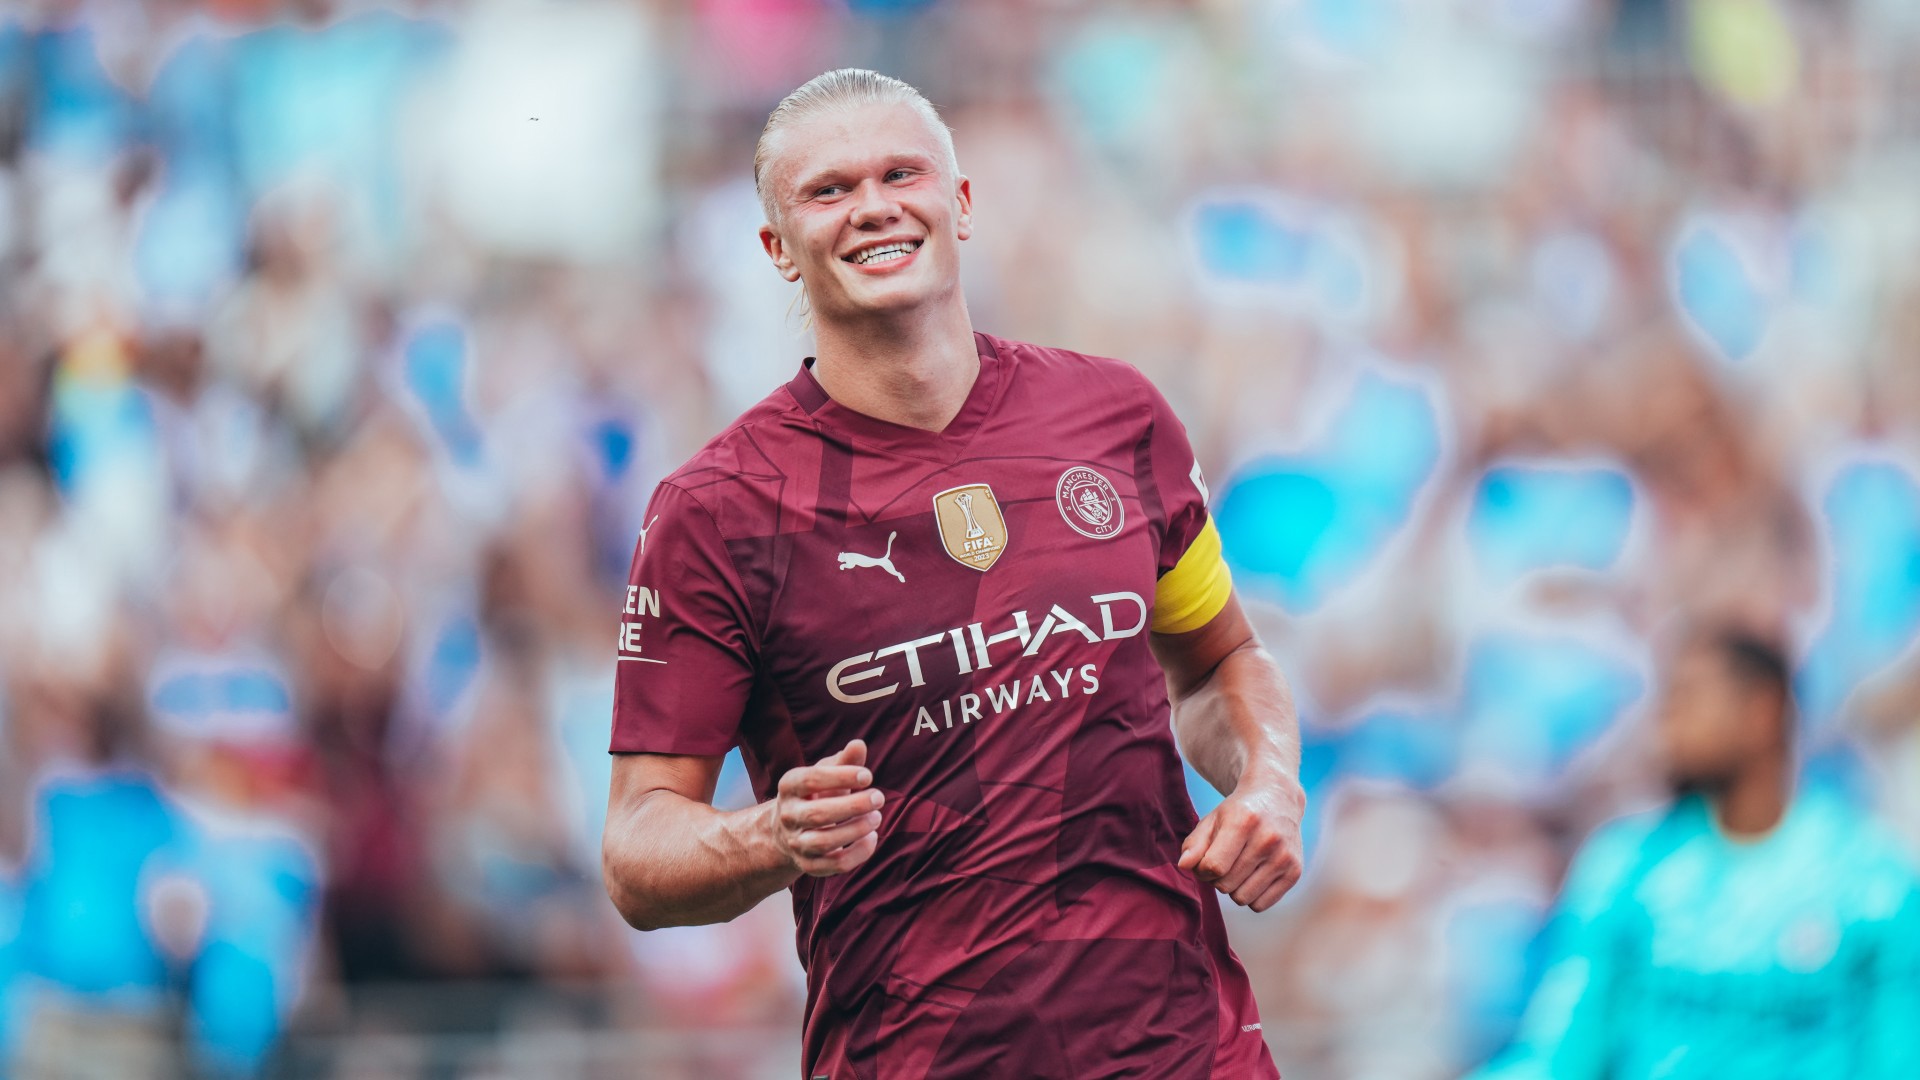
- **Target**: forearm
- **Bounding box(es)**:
[1170,641,1301,798]
[602,790,801,931]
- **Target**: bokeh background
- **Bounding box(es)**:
[2,0,1919,1076]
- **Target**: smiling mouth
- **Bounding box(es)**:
[845,240,923,266]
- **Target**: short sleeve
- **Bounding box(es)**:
[1141,375,1213,578]
[1139,375,1231,633]
[609,482,758,755]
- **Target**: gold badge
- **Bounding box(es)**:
[932,484,1008,572]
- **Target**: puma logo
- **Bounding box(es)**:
[838,532,904,583]
[637,515,660,555]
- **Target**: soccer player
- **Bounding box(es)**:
[601,69,1304,1078]
[1470,626,1920,1079]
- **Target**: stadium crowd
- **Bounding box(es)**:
[1,0,1918,1077]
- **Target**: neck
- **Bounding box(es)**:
[1705,748,1791,839]
[810,301,978,432]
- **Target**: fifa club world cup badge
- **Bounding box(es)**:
[932,483,1008,571]
[1056,467,1124,540]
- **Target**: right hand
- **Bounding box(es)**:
[772,739,884,877]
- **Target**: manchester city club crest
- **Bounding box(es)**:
[932,483,1008,571]
[1056,467,1124,539]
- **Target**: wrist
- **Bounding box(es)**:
[1239,753,1304,807]
[746,798,806,884]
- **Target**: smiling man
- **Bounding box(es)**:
[602,69,1303,1079]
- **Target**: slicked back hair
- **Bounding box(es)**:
[753,68,958,224]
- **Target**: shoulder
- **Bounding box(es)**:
[657,384,819,541]
[983,332,1165,419]
[1798,790,1920,917]
[1560,803,1692,911]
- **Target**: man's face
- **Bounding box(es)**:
[758,102,972,324]
[1657,646,1776,787]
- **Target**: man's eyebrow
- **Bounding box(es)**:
[791,152,939,195]
[791,166,845,195]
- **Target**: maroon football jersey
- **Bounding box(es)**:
[612,332,1278,1079]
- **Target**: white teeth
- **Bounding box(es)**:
[852,242,918,265]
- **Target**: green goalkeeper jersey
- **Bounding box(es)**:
[1471,787,1920,1080]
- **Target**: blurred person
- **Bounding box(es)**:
[140,683,323,1079]
[292,548,450,985]
[0,319,51,470]
[203,178,364,449]
[1474,331,1815,640]
[432,622,610,981]
[1430,787,1562,1071]
[1261,785,1456,1080]
[1468,624,1920,1080]
[7,636,181,1080]
[602,69,1305,1078]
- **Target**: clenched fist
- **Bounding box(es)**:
[1177,770,1305,913]
[772,739,885,877]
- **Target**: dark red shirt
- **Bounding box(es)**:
[612,332,1278,1079]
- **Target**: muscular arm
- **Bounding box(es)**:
[602,742,881,931]
[1150,593,1306,912]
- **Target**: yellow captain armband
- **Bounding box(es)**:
[1151,516,1233,634]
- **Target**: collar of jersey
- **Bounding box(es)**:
[785,331,1005,462]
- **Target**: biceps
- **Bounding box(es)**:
[609,752,727,813]
[1149,593,1258,700]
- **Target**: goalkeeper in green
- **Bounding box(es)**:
[1471,626,1920,1080]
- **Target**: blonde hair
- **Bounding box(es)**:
[753,68,958,224]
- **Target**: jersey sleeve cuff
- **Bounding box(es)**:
[1152,515,1232,635]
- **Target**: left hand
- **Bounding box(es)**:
[1177,770,1305,912]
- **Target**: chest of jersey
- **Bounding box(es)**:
[749,442,1164,757]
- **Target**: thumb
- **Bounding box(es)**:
[1178,812,1217,873]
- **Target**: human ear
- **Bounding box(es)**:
[953,176,973,242]
[760,222,802,282]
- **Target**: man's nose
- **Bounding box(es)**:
[848,178,901,228]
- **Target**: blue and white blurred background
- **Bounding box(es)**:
[2,0,1918,1076]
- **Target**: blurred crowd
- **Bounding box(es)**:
[1,0,1919,1077]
